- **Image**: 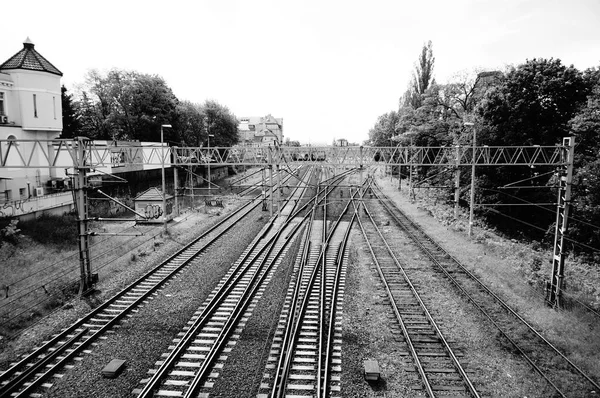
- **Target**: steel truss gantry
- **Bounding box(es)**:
[0,138,574,306]
[0,139,569,168]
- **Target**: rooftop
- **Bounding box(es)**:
[0,38,62,76]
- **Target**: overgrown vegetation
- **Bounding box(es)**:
[18,213,78,248]
[369,41,600,256]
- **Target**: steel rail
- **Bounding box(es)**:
[268,203,317,397]
[182,207,310,398]
[137,168,343,397]
[142,185,319,398]
[0,167,305,397]
[321,200,357,397]
[0,193,264,398]
[371,182,600,395]
[272,187,359,397]
[356,190,480,398]
[136,204,295,397]
[317,183,328,397]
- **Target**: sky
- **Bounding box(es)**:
[1,0,599,145]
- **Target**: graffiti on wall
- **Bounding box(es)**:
[0,199,34,218]
[142,204,164,220]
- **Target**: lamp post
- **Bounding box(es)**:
[161,124,172,233]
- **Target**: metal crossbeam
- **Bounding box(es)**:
[0,139,570,168]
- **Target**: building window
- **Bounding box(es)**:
[33,94,38,118]
[4,190,12,202]
[0,92,5,116]
[53,96,56,119]
[19,188,26,199]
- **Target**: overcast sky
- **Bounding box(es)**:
[1,0,599,145]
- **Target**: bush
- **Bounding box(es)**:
[0,219,21,245]
[19,213,78,247]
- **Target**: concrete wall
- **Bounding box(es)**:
[0,191,73,220]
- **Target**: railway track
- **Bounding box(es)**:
[260,185,357,398]
[368,181,600,398]
[356,192,479,397]
[133,168,353,397]
[0,168,309,398]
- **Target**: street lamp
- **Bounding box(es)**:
[161,124,172,233]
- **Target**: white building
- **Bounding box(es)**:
[0,38,71,219]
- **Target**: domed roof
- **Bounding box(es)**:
[0,38,62,76]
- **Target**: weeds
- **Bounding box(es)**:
[0,219,21,246]
[18,213,78,247]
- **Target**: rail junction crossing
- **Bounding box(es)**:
[0,137,575,307]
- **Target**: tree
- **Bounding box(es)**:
[402,41,435,109]
[75,69,178,141]
[474,58,589,239]
[173,100,205,146]
[477,58,587,146]
[60,85,80,138]
[568,71,600,251]
[368,111,399,146]
[201,100,239,148]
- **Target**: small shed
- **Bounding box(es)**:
[134,187,174,224]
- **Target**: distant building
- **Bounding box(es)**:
[238,114,283,146]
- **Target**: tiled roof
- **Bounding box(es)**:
[0,38,62,76]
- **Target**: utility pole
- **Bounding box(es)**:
[268,148,273,217]
[73,138,94,295]
[465,122,475,236]
[546,137,575,308]
[454,144,461,220]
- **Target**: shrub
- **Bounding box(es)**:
[19,213,78,247]
[0,219,21,245]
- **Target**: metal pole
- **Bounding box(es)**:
[409,139,414,202]
[207,133,211,196]
[547,137,575,308]
[161,124,171,233]
[75,138,93,295]
[161,126,167,232]
[455,145,461,220]
[277,163,281,218]
[269,148,274,217]
[174,164,179,216]
[468,124,476,236]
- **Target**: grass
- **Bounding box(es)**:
[17,213,79,248]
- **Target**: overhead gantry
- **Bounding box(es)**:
[0,137,574,307]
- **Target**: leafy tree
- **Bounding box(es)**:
[368,111,399,146]
[402,41,435,109]
[477,58,587,146]
[76,69,178,141]
[474,58,589,239]
[173,100,205,146]
[201,100,239,147]
[568,71,600,251]
[60,85,80,139]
